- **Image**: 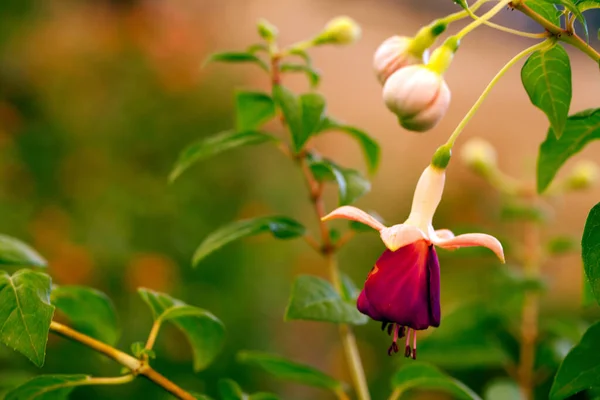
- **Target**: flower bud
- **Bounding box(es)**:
[382,65,450,132]
[313,16,361,46]
[460,138,497,174]
[373,36,428,84]
[257,19,278,41]
[566,160,600,190]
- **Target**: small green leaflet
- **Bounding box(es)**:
[235,91,276,131]
[192,216,305,266]
[392,362,482,400]
[521,44,572,138]
[138,289,225,371]
[285,275,368,325]
[280,64,321,88]
[582,202,600,306]
[537,108,600,192]
[51,286,119,346]
[0,270,54,367]
[316,117,380,173]
[237,351,345,391]
[272,85,327,152]
[5,375,90,400]
[0,235,46,268]
[484,379,523,400]
[550,321,600,399]
[131,341,155,359]
[204,51,268,72]
[309,158,371,206]
[340,272,361,302]
[169,130,276,183]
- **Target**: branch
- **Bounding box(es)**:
[49,322,195,400]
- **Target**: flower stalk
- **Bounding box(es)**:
[49,321,195,400]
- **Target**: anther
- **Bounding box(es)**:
[381,321,388,331]
[388,345,394,356]
[387,323,394,336]
[412,348,417,360]
[392,342,399,353]
[404,345,411,358]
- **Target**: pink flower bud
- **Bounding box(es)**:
[383,65,450,132]
[373,36,427,84]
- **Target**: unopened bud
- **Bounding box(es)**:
[460,138,497,174]
[257,19,278,41]
[383,65,450,132]
[313,16,361,46]
[566,160,600,190]
[373,36,427,84]
[426,38,458,75]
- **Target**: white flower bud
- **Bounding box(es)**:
[313,16,361,46]
[460,138,497,173]
[382,65,450,132]
[373,36,428,85]
[566,160,600,190]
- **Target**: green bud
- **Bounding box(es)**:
[566,160,599,190]
[409,20,447,56]
[257,19,278,41]
[312,16,361,46]
[431,145,452,169]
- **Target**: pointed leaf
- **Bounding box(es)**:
[309,159,370,206]
[340,273,360,302]
[272,85,303,151]
[0,270,54,367]
[138,288,225,371]
[548,0,589,40]
[550,321,600,399]
[392,362,482,400]
[521,44,571,138]
[235,91,276,131]
[299,93,326,149]
[582,202,600,306]
[193,216,305,266]
[218,379,247,400]
[285,275,368,325]
[131,341,155,359]
[537,108,600,192]
[51,286,119,346]
[169,130,276,182]
[237,351,344,391]
[577,0,600,11]
[5,375,90,400]
[280,64,321,88]
[204,52,268,72]
[0,235,46,268]
[316,117,380,173]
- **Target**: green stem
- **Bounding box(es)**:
[439,0,490,25]
[445,39,552,148]
[454,0,513,40]
[514,2,600,63]
[76,375,135,387]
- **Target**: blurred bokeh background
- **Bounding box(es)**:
[1,0,599,399]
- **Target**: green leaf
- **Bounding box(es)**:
[192,216,305,266]
[272,85,303,151]
[582,202,600,306]
[340,273,361,302]
[583,275,596,307]
[280,63,321,88]
[521,44,572,138]
[526,0,561,25]
[309,158,370,206]
[169,130,276,183]
[285,275,368,325]
[5,375,90,400]
[204,52,268,72]
[300,94,326,145]
[391,362,482,400]
[316,117,380,173]
[484,379,523,400]
[235,91,276,131]
[537,108,600,192]
[551,0,589,40]
[0,270,54,367]
[218,379,246,400]
[546,235,578,255]
[138,288,225,371]
[577,0,600,12]
[0,235,46,268]
[550,321,600,399]
[192,393,215,400]
[51,286,119,345]
[237,351,344,391]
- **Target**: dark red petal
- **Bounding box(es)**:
[357,240,441,330]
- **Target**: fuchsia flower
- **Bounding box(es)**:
[322,165,504,358]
